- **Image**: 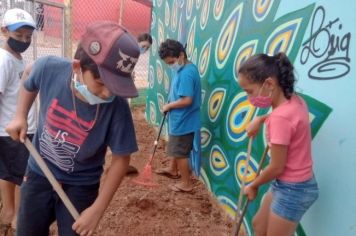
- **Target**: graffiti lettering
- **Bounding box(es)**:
[300,6,351,80]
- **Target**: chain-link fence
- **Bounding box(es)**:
[1,0,152,105]
[0,0,65,64]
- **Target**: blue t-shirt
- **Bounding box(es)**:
[24,56,138,185]
[168,63,201,135]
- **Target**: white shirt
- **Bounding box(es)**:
[0,48,37,136]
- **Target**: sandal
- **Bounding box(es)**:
[169,184,193,193]
[126,165,139,175]
[155,169,181,179]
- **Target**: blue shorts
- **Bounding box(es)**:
[17,167,99,236]
[271,176,319,222]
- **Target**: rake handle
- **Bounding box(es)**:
[236,137,253,216]
[148,113,167,164]
[233,199,249,234]
[24,138,80,220]
[232,145,270,236]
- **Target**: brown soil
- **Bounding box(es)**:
[0,106,233,236]
[95,106,233,236]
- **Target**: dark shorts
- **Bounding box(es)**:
[0,135,33,185]
[17,168,99,236]
[167,132,194,158]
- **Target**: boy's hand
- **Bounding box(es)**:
[5,117,28,143]
[244,185,258,201]
[163,104,171,113]
[72,205,103,236]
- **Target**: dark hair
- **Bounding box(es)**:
[137,33,152,44]
[74,45,100,79]
[158,39,187,60]
[238,52,295,99]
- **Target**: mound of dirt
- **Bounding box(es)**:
[97,106,234,235]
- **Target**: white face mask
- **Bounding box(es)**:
[170,60,184,72]
[139,46,146,54]
[73,74,115,105]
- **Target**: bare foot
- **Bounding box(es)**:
[155,167,178,176]
[0,211,13,225]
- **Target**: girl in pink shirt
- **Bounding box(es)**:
[238,53,318,236]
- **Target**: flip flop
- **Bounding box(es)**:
[169,184,193,193]
[155,169,181,179]
[126,165,139,175]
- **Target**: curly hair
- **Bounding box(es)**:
[158,39,187,60]
[238,52,295,99]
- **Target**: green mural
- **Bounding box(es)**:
[146,0,332,235]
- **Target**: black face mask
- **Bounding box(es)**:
[7,37,31,53]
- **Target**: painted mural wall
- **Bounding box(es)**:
[145,0,355,235]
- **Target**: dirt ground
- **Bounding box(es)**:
[0,106,234,236]
[95,106,233,236]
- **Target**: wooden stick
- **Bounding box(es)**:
[232,145,270,236]
[24,138,80,220]
[236,137,253,215]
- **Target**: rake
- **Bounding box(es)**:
[132,113,167,187]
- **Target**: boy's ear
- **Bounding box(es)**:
[72,60,81,73]
[0,26,9,35]
[180,51,185,59]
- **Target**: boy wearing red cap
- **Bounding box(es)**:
[6,21,140,236]
[0,8,37,234]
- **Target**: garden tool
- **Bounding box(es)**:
[232,144,269,236]
[132,113,167,187]
[24,138,80,220]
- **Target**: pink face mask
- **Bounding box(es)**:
[249,84,272,108]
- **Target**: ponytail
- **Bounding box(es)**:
[275,52,295,99]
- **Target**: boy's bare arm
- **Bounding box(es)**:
[163,96,193,112]
[22,62,33,78]
[72,154,130,235]
[92,154,130,214]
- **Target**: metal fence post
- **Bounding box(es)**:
[119,0,125,25]
[31,1,37,61]
[63,0,72,58]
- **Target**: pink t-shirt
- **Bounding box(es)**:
[265,95,313,182]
